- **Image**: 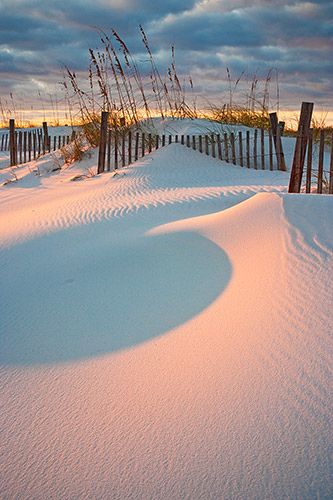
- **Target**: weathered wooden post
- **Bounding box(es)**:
[42,121,49,153]
[269,112,286,171]
[97,111,109,174]
[288,102,313,192]
[9,119,16,166]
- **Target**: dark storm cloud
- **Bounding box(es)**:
[0,0,332,107]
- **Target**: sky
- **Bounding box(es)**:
[0,0,332,124]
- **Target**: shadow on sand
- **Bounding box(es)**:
[0,225,232,366]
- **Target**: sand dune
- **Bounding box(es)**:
[0,140,332,498]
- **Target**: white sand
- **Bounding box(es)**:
[0,126,332,499]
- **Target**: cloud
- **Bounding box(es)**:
[0,0,332,111]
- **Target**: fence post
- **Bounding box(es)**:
[9,119,16,166]
[317,130,325,194]
[269,112,286,171]
[42,121,49,153]
[269,129,273,170]
[288,102,313,192]
[230,132,236,165]
[253,129,258,169]
[305,129,313,193]
[238,131,243,167]
[329,132,333,195]
[260,128,265,169]
[217,134,222,160]
[224,133,229,162]
[97,111,109,174]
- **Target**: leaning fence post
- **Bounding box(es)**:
[288,102,313,192]
[97,111,109,174]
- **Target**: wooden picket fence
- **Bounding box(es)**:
[97,111,287,174]
[289,102,333,194]
[296,129,333,194]
[0,120,76,167]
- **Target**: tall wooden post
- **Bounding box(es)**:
[288,102,314,193]
[97,111,109,174]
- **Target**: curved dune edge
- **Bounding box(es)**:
[1,188,332,498]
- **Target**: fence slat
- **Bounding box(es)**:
[141,133,145,157]
[317,129,325,194]
[33,132,36,159]
[253,129,258,169]
[269,130,273,170]
[205,135,209,155]
[19,131,22,164]
[114,131,119,169]
[42,121,49,153]
[224,133,229,162]
[329,132,333,195]
[97,111,108,173]
[269,112,287,172]
[156,135,159,150]
[199,135,203,153]
[135,132,139,160]
[23,131,27,163]
[305,129,313,193]
[128,131,132,165]
[162,134,166,147]
[122,132,126,167]
[238,131,243,167]
[192,135,196,150]
[107,129,111,171]
[260,128,265,169]
[181,135,184,145]
[246,131,250,168]
[148,133,152,153]
[186,135,190,148]
[230,132,236,165]
[211,134,216,158]
[9,119,16,166]
[28,131,32,162]
[217,134,222,160]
